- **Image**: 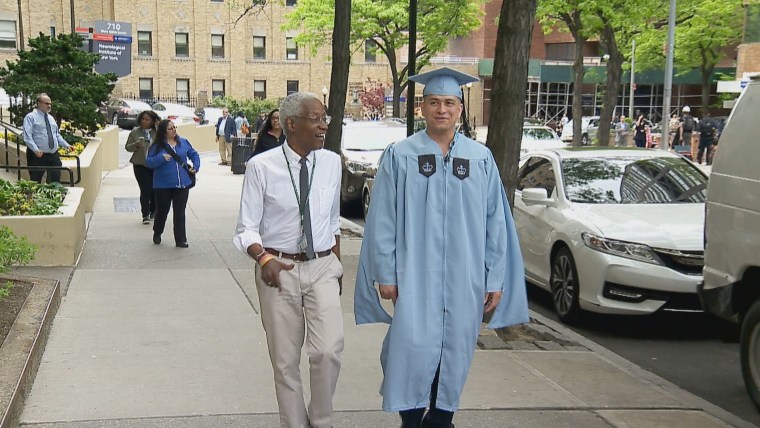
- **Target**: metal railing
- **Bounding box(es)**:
[122,93,198,108]
[0,120,80,186]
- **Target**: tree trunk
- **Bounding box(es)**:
[387,50,400,118]
[324,0,351,154]
[701,64,713,113]
[487,0,537,205]
[598,23,622,147]
[570,20,586,148]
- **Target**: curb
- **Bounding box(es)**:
[0,275,61,428]
[338,216,754,428]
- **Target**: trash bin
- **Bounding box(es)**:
[231,136,254,174]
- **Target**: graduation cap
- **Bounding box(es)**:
[408,67,479,99]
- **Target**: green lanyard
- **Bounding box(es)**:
[282,145,316,224]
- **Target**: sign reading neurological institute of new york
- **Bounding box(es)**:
[76,20,132,78]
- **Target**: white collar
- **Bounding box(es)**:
[283,141,314,165]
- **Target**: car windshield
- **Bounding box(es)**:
[343,126,406,151]
[523,128,556,140]
[561,156,707,204]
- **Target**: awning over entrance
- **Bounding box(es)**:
[478,58,735,85]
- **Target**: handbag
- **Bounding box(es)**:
[163,143,196,189]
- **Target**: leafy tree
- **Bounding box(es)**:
[537,0,596,147]
[635,0,743,113]
[488,0,538,204]
[282,0,484,117]
[0,33,115,136]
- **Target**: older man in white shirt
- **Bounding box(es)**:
[233,92,343,428]
[22,93,72,183]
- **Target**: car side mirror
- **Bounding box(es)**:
[522,188,555,207]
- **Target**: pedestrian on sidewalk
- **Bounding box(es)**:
[22,93,73,183]
[215,108,235,165]
[145,119,200,248]
[251,108,285,157]
[354,67,529,428]
[233,92,343,428]
[125,110,160,224]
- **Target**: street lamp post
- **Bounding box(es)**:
[321,86,328,107]
[465,82,472,125]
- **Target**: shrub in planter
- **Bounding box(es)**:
[0,179,68,216]
[0,225,36,299]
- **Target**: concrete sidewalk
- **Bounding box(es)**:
[15,153,754,428]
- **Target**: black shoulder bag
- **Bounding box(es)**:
[163,143,196,189]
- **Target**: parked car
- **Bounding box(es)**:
[520,125,567,154]
[196,107,224,126]
[560,116,599,145]
[341,121,406,216]
[151,102,200,125]
[699,77,760,409]
[100,98,153,129]
[514,147,707,323]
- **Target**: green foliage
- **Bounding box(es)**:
[0,281,11,300]
[0,179,68,216]
[0,225,36,274]
[0,33,116,137]
[209,96,281,122]
[282,0,484,95]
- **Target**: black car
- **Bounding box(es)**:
[100,98,153,129]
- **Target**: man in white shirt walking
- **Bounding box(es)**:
[233,92,343,428]
[22,93,72,183]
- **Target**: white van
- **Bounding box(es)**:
[699,75,760,409]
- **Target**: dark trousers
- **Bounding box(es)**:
[132,164,155,217]
[26,150,62,183]
[399,365,455,428]
[153,188,189,243]
[697,140,714,165]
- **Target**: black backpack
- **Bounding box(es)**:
[683,115,695,132]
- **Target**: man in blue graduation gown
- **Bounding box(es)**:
[354,67,529,427]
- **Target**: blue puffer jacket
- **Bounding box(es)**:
[145,136,200,189]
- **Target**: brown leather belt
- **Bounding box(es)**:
[265,248,332,262]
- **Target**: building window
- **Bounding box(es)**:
[175,32,189,57]
[176,79,190,100]
[365,39,377,63]
[545,43,575,61]
[286,0,297,5]
[286,37,298,60]
[50,26,55,37]
[139,78,153,99]
[253,36,266,59]
[0,20,17,49]
[212,80,225,98]
[254,80,266,99]
[211,34,224,58]
[137,31,152,56]
[287,80,299,96]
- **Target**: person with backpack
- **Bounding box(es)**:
[697,111,716,165]
[680,106,696,150]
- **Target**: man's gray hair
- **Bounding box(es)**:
[36,93,49,103]
[280,92,320,138]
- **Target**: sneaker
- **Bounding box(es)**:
[142,216,150,225]
[149,212,155,221]
[153,233,161,245]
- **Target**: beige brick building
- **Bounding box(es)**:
[0,0,483,122]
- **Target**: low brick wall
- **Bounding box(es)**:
[0,187,86,266]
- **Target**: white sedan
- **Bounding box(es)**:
[514,148,707,323]
[521,125,567,154]
[151,102,200,125]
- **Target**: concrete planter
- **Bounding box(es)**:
[0,187,86,266]
[94,125,119,171]
[61,137,103,213]
[176,123,216,152]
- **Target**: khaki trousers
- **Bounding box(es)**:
[256,253,344,428]
[217,135,231,163]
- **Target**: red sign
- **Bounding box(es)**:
[75,27,90,33]
[93,34,113,42]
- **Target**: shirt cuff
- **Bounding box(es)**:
[233,230,263,254]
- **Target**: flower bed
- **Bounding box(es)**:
[0,179,68,216]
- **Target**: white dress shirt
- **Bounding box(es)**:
[233,141,341,255]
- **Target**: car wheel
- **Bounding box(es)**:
[581,134,589,146]
[112,114,119,127]
[741,300,760,409]
[362,188,371,219]
[550,247,581,323]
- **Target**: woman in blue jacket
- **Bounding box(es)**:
[145,119,200,248]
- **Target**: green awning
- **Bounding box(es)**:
[477,58,735,85]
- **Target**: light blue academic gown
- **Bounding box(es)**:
[354,130,529,412]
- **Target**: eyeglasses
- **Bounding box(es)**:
[296,115,331,125]
[167,127,176,131]
[39,102,51,105]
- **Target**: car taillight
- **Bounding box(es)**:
[168,115,178,120]
[194,117,200,123]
